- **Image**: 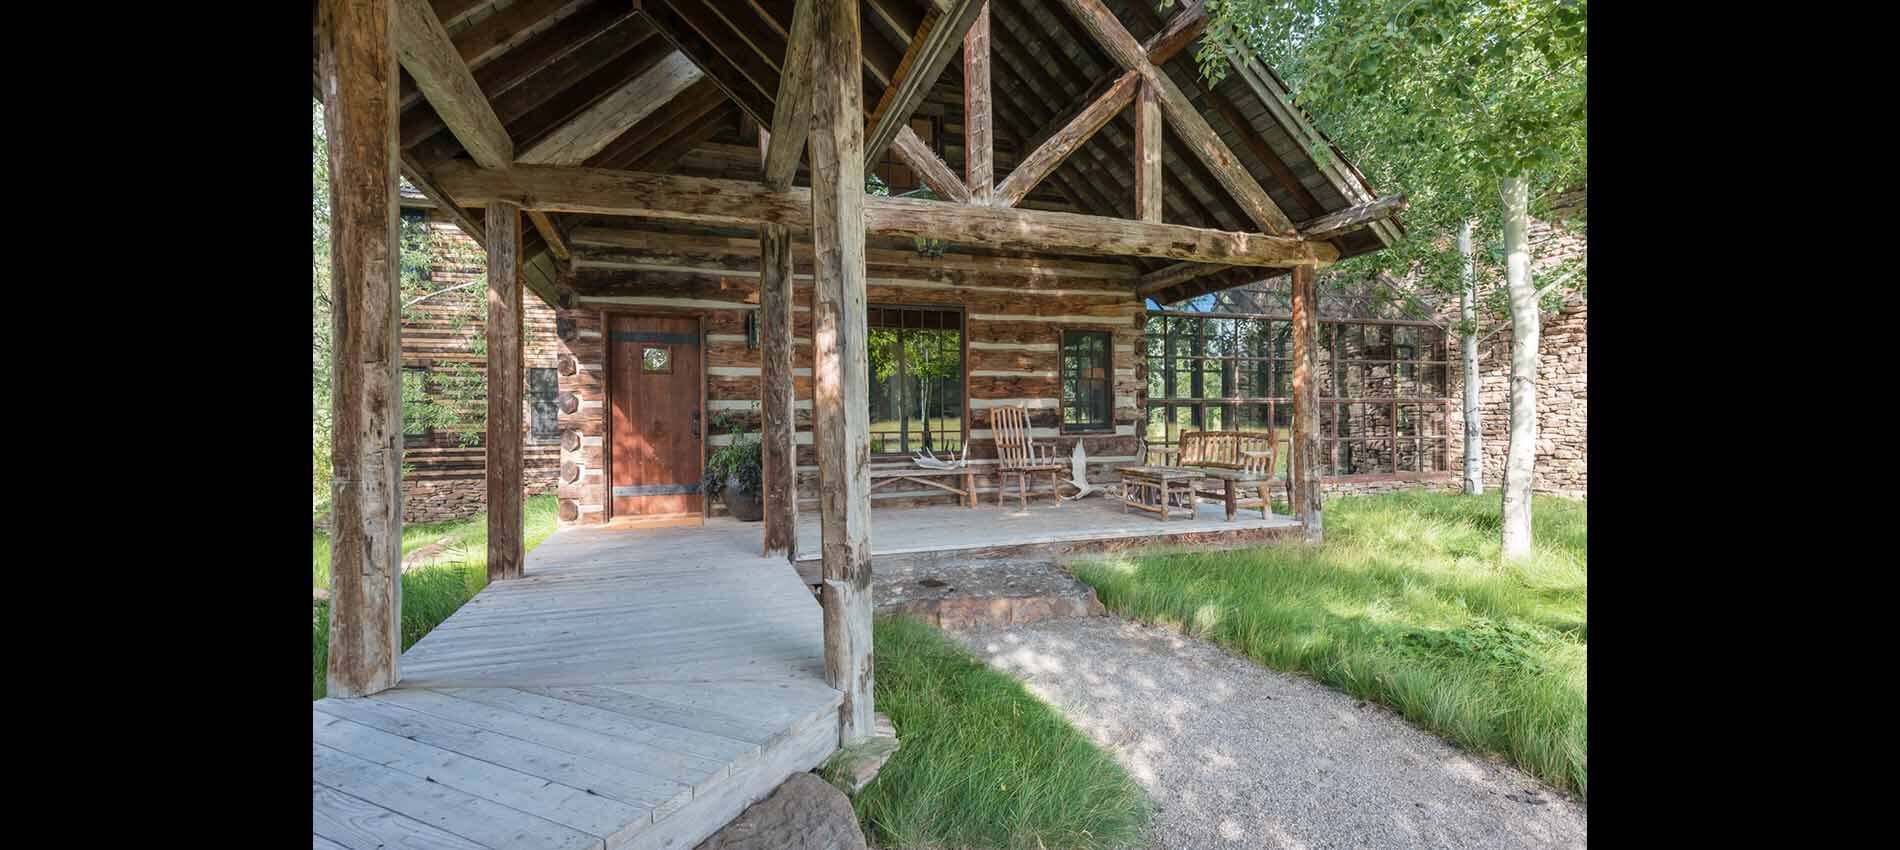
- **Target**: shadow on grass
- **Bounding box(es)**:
[1071,491,1587,799]
[839,616,1149,850]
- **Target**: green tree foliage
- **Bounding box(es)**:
[313,99,484,508]
[1187,0,1586,325]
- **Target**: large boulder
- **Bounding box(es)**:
[693,772,867,850]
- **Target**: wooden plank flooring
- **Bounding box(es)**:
[314,497,1297,849]
[313,526,841,850]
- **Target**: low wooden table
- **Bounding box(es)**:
[869,466,978,508]
[1117,466,1203,522]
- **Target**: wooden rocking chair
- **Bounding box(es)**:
[992,404,1066,510]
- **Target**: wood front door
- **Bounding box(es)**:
[608,314,704,519]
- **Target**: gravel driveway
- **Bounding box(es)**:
[951,617,1585,850]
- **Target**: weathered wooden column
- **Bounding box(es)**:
[759,221,798,559]
[486,202,525,580]
[320,0,403,698]
[1288,263,1324,542]
[963,2,992,203]
[810,0,876,746]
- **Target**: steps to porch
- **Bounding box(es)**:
[312,527,843,850]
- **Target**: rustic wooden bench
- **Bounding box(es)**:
[1148,430,1290,521]
[869,466,978,508]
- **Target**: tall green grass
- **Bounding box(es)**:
[1072,491,1587,798]
[836,616,1149,850]
[313,496,562,699]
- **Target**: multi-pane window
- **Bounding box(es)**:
[867,306,963,456]
[527,367,559,443]
[1061,331,1112,431]
[1143,311,1450,477]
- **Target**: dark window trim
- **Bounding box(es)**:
[402,365,433,448]
[1059,329,1115,434]
[866,303,967,458]
[527,366,560,444]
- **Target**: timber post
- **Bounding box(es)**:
[486,201,525,580]
[810,0,876,746]
[759,221,797,559]
[320,0,404,698]
[963,2,992,203]
[1288,263,1324,542]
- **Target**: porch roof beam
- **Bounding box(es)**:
[993,69,1139,209]
[434,163,1339,268]
[762,0,816,190]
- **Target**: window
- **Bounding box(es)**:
[527,367,559,443]
[401,366,432,448]
[1061,331,1112,431]
[642,346,671,373]
[867,306,963,455]
[1143,311,1451,477]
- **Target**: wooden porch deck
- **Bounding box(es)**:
[311,528,841,850]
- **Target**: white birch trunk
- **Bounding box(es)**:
[1459,219,1482,495]
[1499,177,1536,559]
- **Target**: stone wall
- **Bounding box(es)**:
[1445,299,1587,499]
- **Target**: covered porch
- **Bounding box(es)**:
[315,0,1400,846]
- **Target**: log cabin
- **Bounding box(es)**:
[313,2,1405,848]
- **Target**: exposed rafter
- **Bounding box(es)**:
[516,51,704,163]
[392,0,513,168]
[1141,0,1207,64]
[864,0,986,167]
[1055,0,1295,235]
[889,125,973,204]
[993,70,1137,208]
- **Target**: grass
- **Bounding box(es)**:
[1071,490,1587,799]
[312,495,562,700]
[831,616,1149,850]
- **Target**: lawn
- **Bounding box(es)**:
[312,495,562,700]
[831,616,1149,850]
[1071,490,1587,798]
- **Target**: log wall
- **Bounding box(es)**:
[400,217,562,524]
[553,249,1149,525]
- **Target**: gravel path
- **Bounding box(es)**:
[951,617,1586,850]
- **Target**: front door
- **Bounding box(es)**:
[608,314,703,520]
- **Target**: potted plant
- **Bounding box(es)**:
[701,411,765,522]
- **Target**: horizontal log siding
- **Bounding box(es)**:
[400,219,561,524]
[553,246,1147,523]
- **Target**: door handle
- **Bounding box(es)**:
[690,409,701,439]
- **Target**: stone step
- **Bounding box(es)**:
[872,557,1107,631]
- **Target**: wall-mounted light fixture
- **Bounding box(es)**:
[745,309,759,349]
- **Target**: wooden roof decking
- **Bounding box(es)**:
[316,0,1400,309]
[311,525,841,850]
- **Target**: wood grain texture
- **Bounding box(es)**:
[1141,0,1206,64]
[1297,194,1409,241]
[392,0,513,169]
[761,223,799,558]
[865,0,985,167]
[963,2,993,202]
[517,51,703,164]
[889,124,971,204]
[1288,263,1323,541]
[809,0,876,747]
[321,0,404,699]
[487,202,526,580]
[763,0,816,190]
[1054,0,1296,235]
[436,164,1338,267]
[994,69,1137,209]
[1134,80,1162,222]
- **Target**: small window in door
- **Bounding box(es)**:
[643,347,671,373]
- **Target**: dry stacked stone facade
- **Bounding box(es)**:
[1445,298,1587,499]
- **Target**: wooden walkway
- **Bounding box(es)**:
[312,527,841,850]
